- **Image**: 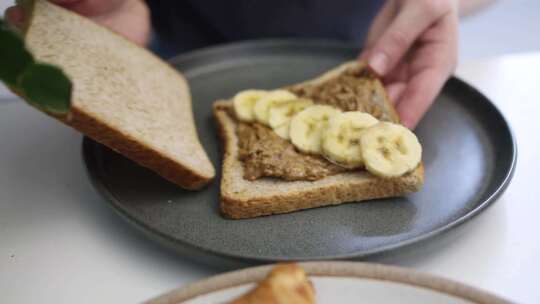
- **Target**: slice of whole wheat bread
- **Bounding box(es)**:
[17,0,214,189]
[214,61,424,219]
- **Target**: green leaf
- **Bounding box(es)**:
[20,63,72,114]
[0,22,34,86]
[0,16,72,115]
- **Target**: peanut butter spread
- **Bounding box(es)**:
[238,122,346,181]
[236,65,397,181]
[288,65,396,122]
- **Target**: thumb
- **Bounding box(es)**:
[365,2,443,75]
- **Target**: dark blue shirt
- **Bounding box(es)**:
[147,1,384,58]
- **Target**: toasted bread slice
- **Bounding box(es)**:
[17,0,214,189]
[214,62,424,219]
[230,263,315,304]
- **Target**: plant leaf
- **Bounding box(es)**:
[20,63,72,114]
[0,23,34,86]
[0,16,72,115]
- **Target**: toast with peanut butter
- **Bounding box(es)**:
[214,61,424,219]
[229,263,315,304]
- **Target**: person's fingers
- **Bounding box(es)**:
[4,6,25,28]
[383,60,409,85]
[396,67,447,128]
[385,82,407,105]
[3,0,149,46]
[55,0,127,16]
[4,0,130,22]
[360,0,397,60]
[92,0,150,46]
[396,12,458,128]
[365,0,451,76]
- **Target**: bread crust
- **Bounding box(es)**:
[10,89,213,190]
[65,108,213,190]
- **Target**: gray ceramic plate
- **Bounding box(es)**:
[82,39,516,267]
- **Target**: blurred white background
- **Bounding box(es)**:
[1,0,540,98]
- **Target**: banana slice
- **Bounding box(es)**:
[253,90,297,125]
[289,105,341,154]
[360,122,422,177]
[269,98,314,139]
[321,111,379,168]
[233,89,269,122]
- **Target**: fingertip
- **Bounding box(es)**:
[4,6,25,28]
[385,82,407,105]
[396,100,423,130]
[395,69,447,130]
[394,85,417,127]
[403,118,418,130]
[368,52,390,76]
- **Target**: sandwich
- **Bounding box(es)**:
[3,1,422,215]
[6,0,215,190]
[230,263,315,304]
[214,61,424,219]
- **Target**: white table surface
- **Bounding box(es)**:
[1,53,539,304]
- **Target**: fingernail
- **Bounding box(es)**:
[397,107,416,130]
[369,53,388,75]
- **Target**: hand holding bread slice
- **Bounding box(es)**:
[11,0,215,189]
